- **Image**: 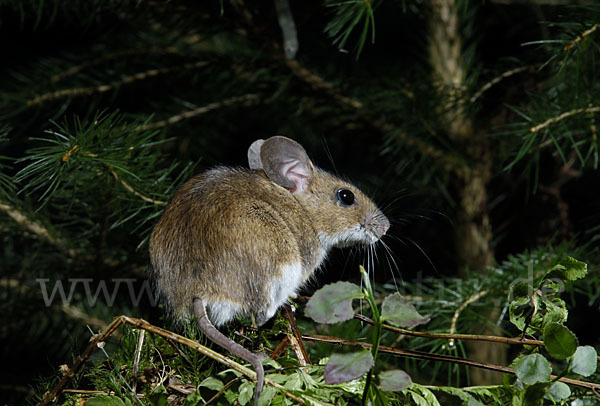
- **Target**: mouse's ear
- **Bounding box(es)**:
[248,136,313,194]
[248,139,265,170]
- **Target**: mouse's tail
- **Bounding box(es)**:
[192,297,264,406]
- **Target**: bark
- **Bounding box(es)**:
[429,0,506,384]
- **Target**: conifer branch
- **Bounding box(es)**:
[27,61,209,106]
[0,199,78,258]
[564,23,600,51]
[59,303,114,336]
[229,0,468,176]
[530,106,600,133]
[283,59,363,110]
[51,48,182,83]
[2,278,117,337]
[470,65,537,103]
[107,168,168,206]
[136,94,261,131]
[38,316,325,406]
[284,58,469,176]
[448,290,489,343]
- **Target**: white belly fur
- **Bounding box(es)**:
[264,262,303,321]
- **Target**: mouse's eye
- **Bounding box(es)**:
[336,189,356,206]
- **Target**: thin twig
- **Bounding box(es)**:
[108,169,167,206]
[302,334,600,392]
[530,106,600,133]
[470,65,537,104]
[27,61,209,106]
[229,0,469,177]
[353,313,544,347]
[131,330,146,394]
[564,23,600,51]
[0,199,79,258]
[38,316,328,406]
[135,94,261,131]
[59,303,117,338]
[281,303,311,365]
[448,290,489,345]
[1,278,118,336]
[51,48,183,83]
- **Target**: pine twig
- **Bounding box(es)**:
[530,106,600,134]
[27,61,209,106]
[38,316,329,406]
[564,23,600,51]
[470,65,537,103]
[229,0,469,177]
[2,278,118,336]
[51,48,183,83]
[107,168,167,206]
[0,198,79,258]
[136,94,261,131]
[448,290,489,346]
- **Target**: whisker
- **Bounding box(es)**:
[404,236,438,274]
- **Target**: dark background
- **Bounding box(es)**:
[0,1,599,403]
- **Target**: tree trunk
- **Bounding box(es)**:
[429,0,506,384]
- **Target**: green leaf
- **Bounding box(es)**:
[199,376,224,391]
[378,369,412,391]
[238,381,254,406]
[571,345,598,376]
[508,282,535,331]
[543,256,587,282]
[381,293,430,328]
[324,349,374,384]
[522,382,550,406]
[258,385,278,406]
[540,298,568,328]
[305,281,363,324]
[410,384,441,406]
[148,385,168,406]
[85,396,127,406]
[182,390,204,406]
[545,381,570,402]
[433,386,486,405]
[514,354,551,385]
[543,322,578,360]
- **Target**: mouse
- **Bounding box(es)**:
[149,136,389,405]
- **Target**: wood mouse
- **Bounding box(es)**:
[149,136,389,405]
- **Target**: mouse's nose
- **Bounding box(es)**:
[382,223,389,236]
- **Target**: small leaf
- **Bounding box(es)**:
[148,386,168,406]
[571,346,598,376]
[182,390,204,406]
[378,369,412,391]
[514,354,551,385]
[305,281,363,324]
[199,376,224,391]
[238,381,254,405]
[381,293,430,328]
[85,396,127,406]
[544,256,587,282]
[543,322,578,360]
[522,382,550,405]
[541,298,568,327]
[324,349,374,384]
[257,386,278,406]
[545,381,570,402]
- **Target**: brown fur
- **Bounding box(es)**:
[149,136,389,405]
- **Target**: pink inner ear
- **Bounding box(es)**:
[280,158,310,194]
